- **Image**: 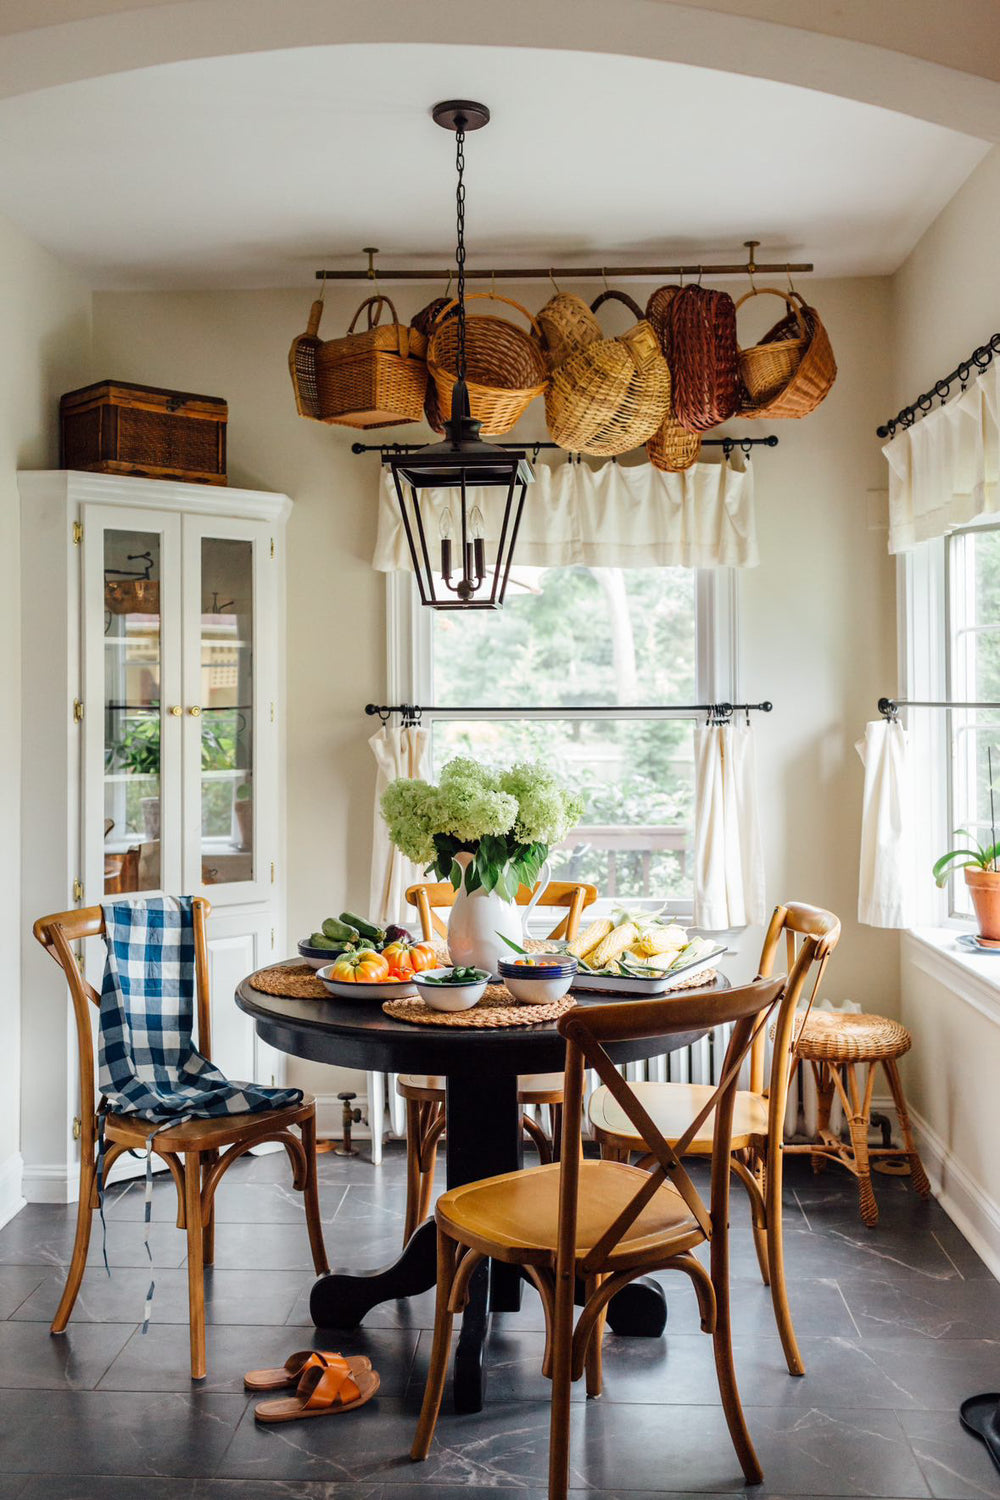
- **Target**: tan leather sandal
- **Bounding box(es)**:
[244,1350,371,1392]
[254,1354,380,1422]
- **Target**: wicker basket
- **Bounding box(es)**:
[739,293,837,419]
[427,292,549,436]
[646,410,701,471]
[645,284,682,354]
[545,290,671,457]
[735,287,809,408]
[664,286,740,432]
[289,295,428,429]
[411,296,453,433]
[537,292,602,368]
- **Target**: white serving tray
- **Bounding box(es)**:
[570,947,727,997]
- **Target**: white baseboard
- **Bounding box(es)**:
[22,1163,79,1204]
[911,1105,1000,1280]
[0,1152,25,1228]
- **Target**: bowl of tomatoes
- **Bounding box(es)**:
[316,936,438,1001]
[497,952,578,1003]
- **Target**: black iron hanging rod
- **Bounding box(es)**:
[352,436,778,458]
[367,701,773,721]
[879,696,1000,717]
[877,332,1000,440]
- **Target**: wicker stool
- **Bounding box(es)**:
[785,1011,931,1226]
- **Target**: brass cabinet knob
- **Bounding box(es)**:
[188,705,202,717]
[169,705,182,716]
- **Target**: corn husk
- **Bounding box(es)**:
[587,921,638,969]
[567,917,613,960]
[634,923,688,957]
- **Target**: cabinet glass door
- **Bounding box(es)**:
[184,516,273,903]
[82,505,183,902]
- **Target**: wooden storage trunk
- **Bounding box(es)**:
[60,380,228,486]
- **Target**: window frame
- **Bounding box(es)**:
[385,566,741,919]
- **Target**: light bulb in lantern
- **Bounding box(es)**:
[470,505,486,582]
[439,507,453,581]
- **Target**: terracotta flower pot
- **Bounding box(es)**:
[965,866,1000,945]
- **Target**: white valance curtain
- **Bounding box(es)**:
[884,362,1000,553]
[692,722,766,931]
[368,723,432,927]
[856,718,914,928]
[374,456,759,572]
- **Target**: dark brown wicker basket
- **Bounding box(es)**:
[649,286,739,433]
[410,296,453,432]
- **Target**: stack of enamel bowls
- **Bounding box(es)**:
[498,953,578,1003]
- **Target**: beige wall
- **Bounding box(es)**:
[91,274,897,1109]
[891,145,1000,1247]
[0,214,91,1209]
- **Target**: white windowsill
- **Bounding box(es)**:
[904,925,1000,1026]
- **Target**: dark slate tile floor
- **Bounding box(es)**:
[1,1144,998,1500]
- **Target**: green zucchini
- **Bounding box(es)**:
[322,916,359,943]
[339,911,385,944]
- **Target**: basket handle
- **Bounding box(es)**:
[347,294,412,359]
[733,286,808,339]
[432,291,543,340]
[305,299,324,337]
[591,289,645,320]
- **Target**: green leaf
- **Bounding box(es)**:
[932,848,983,886]
[450,859,463,892]
[497,930,529,954]
[465,862,483,895]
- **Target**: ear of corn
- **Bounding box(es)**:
[635,923,689,957]
[566,917,613,959]
[587,921,639,969]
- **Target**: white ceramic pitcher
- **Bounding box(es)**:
[447,853,552,979]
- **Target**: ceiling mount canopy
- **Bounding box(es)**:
[385,97,533,611]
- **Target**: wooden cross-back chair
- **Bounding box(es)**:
[397,879,597,1242]
[589,900,840,1378]
[33,898,328,1380]
[404,879,598,943]
[411,966,807,1500]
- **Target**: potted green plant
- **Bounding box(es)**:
[113,716,161,840]
[933,748,1000,943]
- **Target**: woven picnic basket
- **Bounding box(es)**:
[735,287,809,408]
[288,295,428,429]
[426,292,549,436]
[663,286,740,432]
[545,290,671,457]
[536,291,602,368]
[410,296,453,433]
[738,291,837,419]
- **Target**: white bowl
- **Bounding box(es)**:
[316,965,417,1001]
[502,969,576,1004]
[299,940,340,970]
[412,968,489,1012]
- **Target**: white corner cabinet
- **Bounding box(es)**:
[19,470,291,1202]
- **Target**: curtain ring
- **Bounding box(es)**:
[722,438,734,462]
[741,437,753,457]
[377,707,390,726]
[532,443,541,462]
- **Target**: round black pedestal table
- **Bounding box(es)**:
[235,969,724,1413]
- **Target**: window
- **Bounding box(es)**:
[946,524,1000,916]
[389,564,737,914]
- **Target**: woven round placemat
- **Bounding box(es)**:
[249,964,328,999]
[382,983,575,1029]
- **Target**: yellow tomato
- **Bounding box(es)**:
[330,948,389,984]
[382,940,438,979]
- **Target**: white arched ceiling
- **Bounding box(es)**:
[0,40,986,289]
[0,0,999,140]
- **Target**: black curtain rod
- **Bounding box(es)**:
[351,436,778,457]
[367,701,773,721]
[877,333,1000,440]
[879,696,1000,716]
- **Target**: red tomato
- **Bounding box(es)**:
[382,940,438,979]
[330,948,389,984]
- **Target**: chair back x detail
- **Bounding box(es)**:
[405,879,597,942]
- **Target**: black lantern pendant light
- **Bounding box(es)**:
[386,100,534,609]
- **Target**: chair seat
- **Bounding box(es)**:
[436,1159,702,1267]
[397,1072,564,1105]
[588,1080,769,1153]
[793,1011,912,1063]
[105,1094,314,1151]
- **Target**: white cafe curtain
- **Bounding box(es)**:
[692,721,765,931]
[374,455,758,572]
[884,361,1000,553]
[856,718,914,928]
[368,722,432,927]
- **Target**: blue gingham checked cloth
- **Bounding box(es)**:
[98,896,303,1327]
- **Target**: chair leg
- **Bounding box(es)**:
[404,1100,423,1244]
[583,1274,606,1398]
[813,1063,834,1174]
[882,1058,932,1198]
[747,1153,770,1287]
[201,1149,218,1266]
[843,1063,879,1227]
[548,1249,577,1500]
[764,1143,803,1377]
[184,1152,207,1381]
[51,1149,97,1335]
[411,1227,459,1461]
[550,1104,562,1163]
[711,1212,763,1484]
[300,1111,329,1274]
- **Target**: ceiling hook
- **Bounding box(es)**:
[745,238,759,292]
[549,268,560,294]
[696,264,704,287]
[443,268,453,300]
[602,266,610,294]
[785,262,797,296]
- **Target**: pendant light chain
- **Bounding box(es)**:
[454,118,467,385]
